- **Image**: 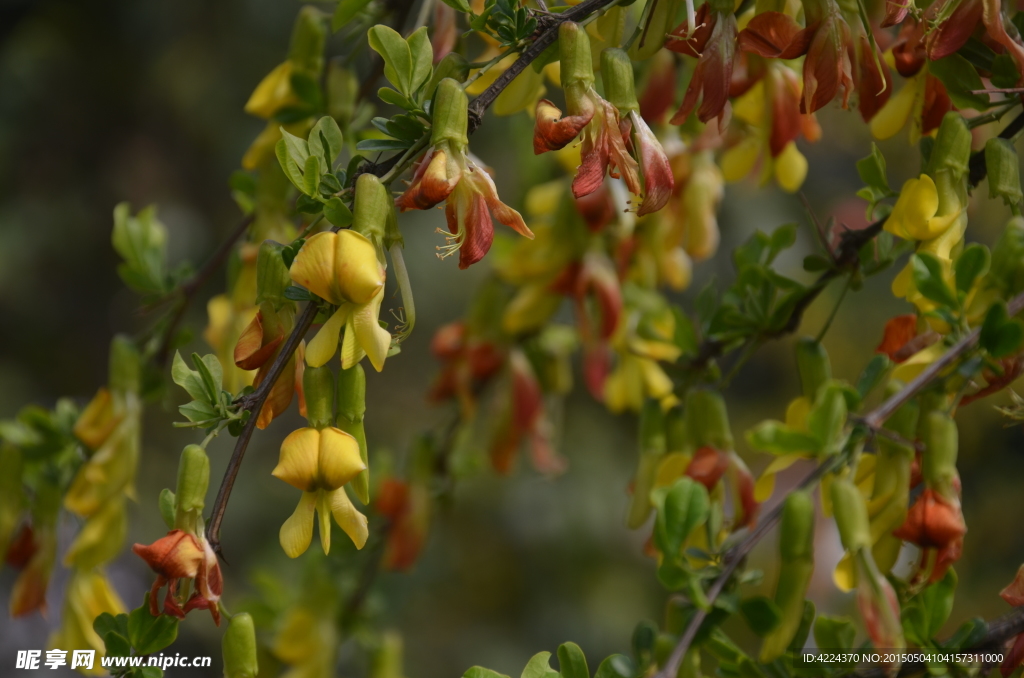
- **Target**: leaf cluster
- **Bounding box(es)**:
[93,595,179,678]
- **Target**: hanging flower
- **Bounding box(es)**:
[132,530,223,624]
[398,79,533,268]
[273,427,368,557]
[490,349,565,475]
[666,0,739,125]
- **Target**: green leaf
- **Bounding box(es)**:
[921,568,957,638]
[929,54,990,111]
[356,138,414,151]
[807,383,847,451]
[171,352,208,403]
[137,668,165,678]
[911,252,958,309]
[856,143,891,194]
[855,354,891,400]
[377,87,418,110]
[768,223,798,262]
[464,668,510,678]
[369,25,414,95]
[303,154,322,196]
[191,353,222,403]
[178,400,219,424]
[991,53,1020,89]
[324,197,353,227]
[813,615,856,652]
[593,655,632,678]
[745,421,820,455]
[954,243,990,294]
[333,0,374,30]
[128,594,179,655]
[276,137,309,193]
[94,612,130,647]
[981,301,1024,358]
[740,596,782,637]
[308,116,344,170]
[439,0,472,11]
[557,642,590,678]
[406,26,433,95]
[651,477,710,558]
[522,652,560,678]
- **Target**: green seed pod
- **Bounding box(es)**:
[289,6,328,76]
[255,240,293,311]
[928,112,971,178]
[760,491,815,662]
[922,411,958,499]
[559,22,595,90]
[222,612,258,678]
[795,337,831,400]
[430,78,469,148]
[353,174,390,253]
[174,444,210,534]
[684,389,734,451]
[599,48,639,113]
[424,53,470,102]
[985,138,1023,208]
[831,477,871,553]
[304,364,336,430]
[337,364,369,504]
[627,400,667,529]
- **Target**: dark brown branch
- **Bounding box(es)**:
[205,301,319,557]
[155,213,255,365]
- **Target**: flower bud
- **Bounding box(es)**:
[927,112,971,178]
[922,411,958,499]
[559,22,595,91]
[337,364,370,504]
[303,364,336,429]
[986,138,1023,208]
[795,337,831,400]
[684,389,734,451]
[599,48,639,113]
[288,6,327,76]
[108,335,140,395]
[989,217,1024,295]
[256,240,294,311]
[223,612,259,678]
[424,53,470,101]
[430,78,469,148]
[627,400,667,528]
[832,477,871,553]
[354,173,391,253]
[780,490,815,562]
[175,444,210,535]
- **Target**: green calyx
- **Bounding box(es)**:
[223,612,259,678]
[289,6,328,76]
[559,22,595,90]
[831,477,870,553]
[354,173,392,252]
[174,444,210,534]
[599,48,639,113]
[928,113,971,179]
[337,364,369,504]
[922,410,959,499]
[304,364,336,429]
[430,78,469,148]
[986,138,1023,209]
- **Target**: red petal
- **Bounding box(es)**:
[234,312,282,370]
[769,67,803,156]
[533,99,593,154]
[882,0,912,26]
[857,37,893,122]
[1001,633,1024,677]
[396,149,457,210]
[926,0,983,59]
[632,112,675,216]
[876,314,918,361]
[738,12,812,58]
[922,76,952,134]
[666,5,714,56]
[801,17,854,113]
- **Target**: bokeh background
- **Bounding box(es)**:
[2,0,1024,676]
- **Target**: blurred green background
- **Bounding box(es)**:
[2,0,1024,676]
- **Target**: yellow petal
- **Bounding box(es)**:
[892,343,946,382]
[273,428,321,491]
[242,122,283,170]
[316,490,332,555]
[894,176,940,241]
[344,290,391,371]
[773,142,807,194]
[289,231,384,306]
[870,79,917,141]
[834,552,856,591]
[244,61,297,119]
[280,491,316,558]
[306,305,349,368]
[330,487,369,549]
[733,81,765,126]
[720,137,761,183]
[317,427,365,490]
[653,452,692,489]
[502,284,563,335]
[639,358,674,400]
[753,454,802,502]
[525,180,565,217]
[784,396,811,431]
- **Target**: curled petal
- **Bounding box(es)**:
[922,76,952,135]
[447,185,494,269]
[801,16,854,113]
[279,491,316,558]
[254,349,296,429]
[738,12,812,58]
[926,0,983,59]
[672,12,738,124]
[882,0,913,26]
[273,428,321,492]
[317,426,366,490]
[330,487,369,549]
[534,99,593,154]
[630,112,675,216]
[132,530,204,580]
[234,312,283,370]
[469,164,535,239]
[305,305,349,368]
[876,314,918,360]
[396,149,459,210]
[857,37,892,123]
[893,488,966,549]
[343,288,393,371]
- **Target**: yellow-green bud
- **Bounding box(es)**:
[928,113,971,178]
[255,241,293,311]
[599,48,639,113]
[174,444,210,534]
[761,491,814,662]
[289,6,327,76]
[337,364,369,503]
[986,138,1023,208]
[558,22,595,90]
[684,389,734,451]
[222,612,258,678]
[922,411,958,499]
[795,338,831,400]
[304,365,336,429]
[780,491,815,562]
[665,405,687,454]
[430,78,469,148]
[353,174,391,252]
[831,477,870,553]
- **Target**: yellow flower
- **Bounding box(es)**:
[289,230,385,307]
[244,61,299,119]
[884,175,960,241]
[273,427,368,557]
[48,571,125,676]
[305,287,392,371]
[73,388,123,451]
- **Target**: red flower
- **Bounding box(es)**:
[133,530,223,625]
[876,314,918,361]
[667,4,739,125]
[490,350,564,475]
[893,488,966,584]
